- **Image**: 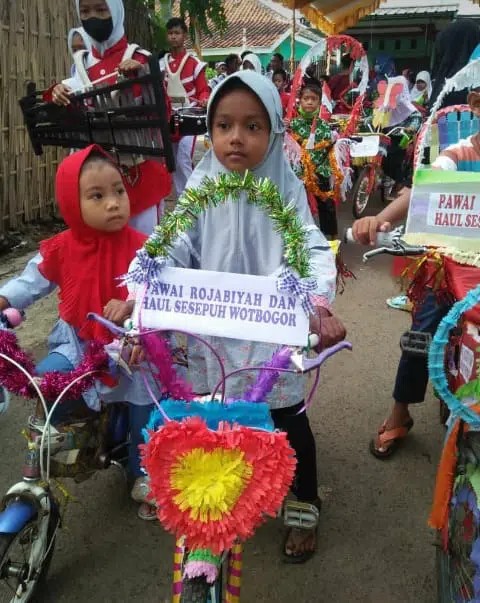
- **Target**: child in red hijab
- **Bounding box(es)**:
[0,145,156,519]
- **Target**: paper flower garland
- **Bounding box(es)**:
[142,417,296,554]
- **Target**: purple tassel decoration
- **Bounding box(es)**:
[243,346,292,403]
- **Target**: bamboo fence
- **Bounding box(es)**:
[0,0,152,232]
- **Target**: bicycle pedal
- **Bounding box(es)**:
[283,500,319,530]
[400,331,431,357]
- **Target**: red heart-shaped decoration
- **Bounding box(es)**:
[142,417,296,554]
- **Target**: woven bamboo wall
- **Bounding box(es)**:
[0,0,152,232]
[0,1,76,230]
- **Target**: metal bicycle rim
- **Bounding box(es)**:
[443,476,480,602]
[0,523,44,603]
[354,173,371,214]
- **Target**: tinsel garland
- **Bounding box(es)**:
[292,136,344,205]
[402,251,453,307]
[141,172,312,279]
[0,330,111,401]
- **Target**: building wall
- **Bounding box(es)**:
[204,38,313,69]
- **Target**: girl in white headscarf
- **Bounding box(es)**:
[67,27,92,77]
[410,70,432,106]
[241,53,263,74]
[162,71,345,562]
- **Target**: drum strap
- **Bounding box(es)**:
[73,44,142,88]
[164,53,191,107]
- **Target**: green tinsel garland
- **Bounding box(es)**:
[144,171,312,278]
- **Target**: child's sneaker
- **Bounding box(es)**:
[131,476,151,503]
[131,477,158,521]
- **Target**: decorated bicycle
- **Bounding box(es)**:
[349,72,424,218]
[120,163,350,602]
[345,57,480,602]
[284,35,369,233]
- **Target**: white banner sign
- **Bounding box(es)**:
[134,267,309,346]
[349,136,380,158]
[426,192,480,229]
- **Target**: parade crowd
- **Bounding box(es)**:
[3,0,480,568]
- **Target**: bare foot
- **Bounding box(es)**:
[284,527,316,558]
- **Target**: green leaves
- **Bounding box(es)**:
[179,0,227,39]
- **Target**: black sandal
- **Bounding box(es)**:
[282,498,322,564]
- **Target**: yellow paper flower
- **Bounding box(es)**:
[171,448,253,522]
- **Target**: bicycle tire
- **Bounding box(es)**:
[180,577,210,603]
[436,472,480,603]
[436,540,452,603]
[351,166,373,219]
[0,499,59,602]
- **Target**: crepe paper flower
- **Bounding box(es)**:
[183,549,222,584]
[142,417,296,554]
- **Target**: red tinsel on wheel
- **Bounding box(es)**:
[0,330,112,401]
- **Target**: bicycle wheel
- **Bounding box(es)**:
[180,565,223,603]
[0,501,59,602]
[437,469,480,602]
[351,166,373,218]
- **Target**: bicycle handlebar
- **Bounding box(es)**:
[87,314,350,375]
[343,227,427,262]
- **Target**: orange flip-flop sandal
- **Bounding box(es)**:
[369,418,414,459]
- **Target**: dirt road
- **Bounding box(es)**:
[0,202,440,603]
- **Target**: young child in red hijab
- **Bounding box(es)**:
[0,145,156,519]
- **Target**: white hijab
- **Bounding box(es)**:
[242,53,262,75]
[175,71,326,277]
[64,0,127,90]
[67,27,92,58]
[410,70,432,102]
[74,0,125,56]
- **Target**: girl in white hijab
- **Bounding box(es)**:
[410,70,432,106]
[241,53,263,74]
[67,27,92,77]
[163,71,345,562]
[67,27,92,57]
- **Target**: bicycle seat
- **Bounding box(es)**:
[443,256,480,324]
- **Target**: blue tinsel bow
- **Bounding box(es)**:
[122,248,166,289]
[276,266,316,315]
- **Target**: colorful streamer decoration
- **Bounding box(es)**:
[142,416,296,555]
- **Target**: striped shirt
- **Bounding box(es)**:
[432,134,480,172]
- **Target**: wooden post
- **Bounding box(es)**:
[290,6,296,74]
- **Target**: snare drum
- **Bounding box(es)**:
[170,107,207,137]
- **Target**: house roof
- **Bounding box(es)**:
[172,0,320,52]
[372,0,480,16]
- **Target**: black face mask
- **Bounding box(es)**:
[81,17,113,43]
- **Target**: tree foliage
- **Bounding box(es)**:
[178,0,227,41]
[130,0,227,55]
